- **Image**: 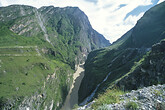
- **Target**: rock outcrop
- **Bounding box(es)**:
[101,84,165,110]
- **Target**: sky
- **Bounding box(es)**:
[0,0,164,43]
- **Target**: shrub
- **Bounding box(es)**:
[154,90,161,96]
[92,88,124,109]
[73,104,79,109]
[125,101,138,110]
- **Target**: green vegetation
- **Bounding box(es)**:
[0,4,110,109]
[91,88,125,109]
[125,101,139,110]
[79,47,142,103]
[0,46,74,109]
[0,26,43,46]
[79,1,165,103]
[0,24,74,109]
[0,8,76,109]
[120,51,150,78]
[154,90,161,96]
[73,104,79,109]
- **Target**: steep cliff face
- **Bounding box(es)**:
[38,6,110,49]
[116,40,165,90]
[0,5,110,110]
[0,5,110,68]
[79,1,165,104]
[83,40,165,109]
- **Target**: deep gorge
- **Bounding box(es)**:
[0,1,165,110]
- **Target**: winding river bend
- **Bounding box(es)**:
[61,64,84,110]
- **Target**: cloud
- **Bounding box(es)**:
[85,0,152,42]
[1,0,154,42]
[84,0,98,4]
[158,0,165,4]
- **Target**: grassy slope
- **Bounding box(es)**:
[0,5,110,109]
[79,1,165,103]
[79,47,143,103]
[91,88,125,109]
[0,26,74,109]
[91,39,165,109]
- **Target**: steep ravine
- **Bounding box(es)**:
[61,64,85,110]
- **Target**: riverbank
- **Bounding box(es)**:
[61,64,84,110]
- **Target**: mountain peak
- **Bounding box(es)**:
[0,5,110,109]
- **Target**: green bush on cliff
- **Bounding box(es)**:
[92,88,125,109]
[125,101,139,110]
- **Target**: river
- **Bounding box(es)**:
[61,64,84,110]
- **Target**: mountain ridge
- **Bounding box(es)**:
[78,1,165,105]
[0,5,110,110]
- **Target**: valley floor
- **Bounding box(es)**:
[61,64,84,110]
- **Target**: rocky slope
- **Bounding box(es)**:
[78,39,165,110]
[79,1,165,104]
[79,84,165,110]
[0,5,110,110]
[106,84,165,110]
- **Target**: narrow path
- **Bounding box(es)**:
[61,64,84,110]
[0,46,41,56]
